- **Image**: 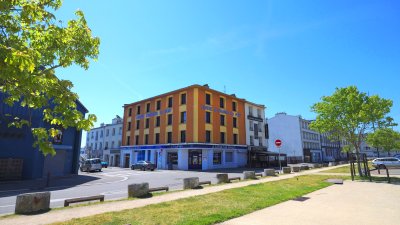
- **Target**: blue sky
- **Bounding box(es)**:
[54,0,400,144]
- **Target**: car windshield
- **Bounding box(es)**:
[145,161,152,164]
[90,159,101,164]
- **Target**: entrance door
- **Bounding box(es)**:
[188,150,202,170]
[124,154,130,168]
[154,152,158,167]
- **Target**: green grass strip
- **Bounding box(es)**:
[54,175,346,225]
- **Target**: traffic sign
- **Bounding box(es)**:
[275,139,282,147]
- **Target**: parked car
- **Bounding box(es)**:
[372,157,400,169]
[393,154,400,160]
[80,158,102,172]
[101,161,108,168]
[131,161,156,171]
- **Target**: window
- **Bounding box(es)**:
[135,135,139,145]
[156,100,161,110]
[119,127,122,135]
[112,128,115,136]
[145,118,150,128]
[128,108,132,116]
[105,142,108,149]
[249,106,253,116]
[168,97,173,108]
[233,117,237,128]
[94,143,97,150]
[137,105,141,115]
[95,131,98,140]
[100,130,103,138]
[111,141,114,148]
[155,133,160,144]
[233,134,238,145]
[126,136,130,145]
[180,130,186,143]
[106,129,109,136]
[136,120,140,129]
[146,103,151,113]
[145,134,149,144]
[181,93,186,105]
[206,111,211,124]
[213,152,222,165]
[225,152,233,163]
[181,111,187,124]
[99,142,103,150]
[232,102,237,111]
[250,121,254,131]
[167,114,173,125]
[118,140,121,147]
[257,109,261,117]
[220,115,225,126]
[220,132,225,144]
[156,116,160,127]
[259,137,263,146]
[127,122,131,131]
[250,136,254,146]
[167,132,172,143]
[206,93,211,105]
[220,97,225,108]
[137,150,145,161]
[206,131,211,143]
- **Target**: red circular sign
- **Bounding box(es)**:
[275,139,282,147]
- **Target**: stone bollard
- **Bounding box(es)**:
[128,183,149,198]
[15,192,51,214]
[183,177,199,189]
[328,162,336,167]
[282,167,291,174]
[300,165,309,170]
[291,166,301,172]
[263,169,276,176]
[243,171,256,180]
[216,173,229,184]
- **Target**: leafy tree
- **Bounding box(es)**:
[310,86,394,176]
[0,0,99,155]
[366,128,400,156]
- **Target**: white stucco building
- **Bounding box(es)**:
[85,115,123,166]
[267,113,322,163]
[245,102,267,148]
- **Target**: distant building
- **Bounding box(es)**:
[267,113,322,163]
[0,93,87,180]
[121,84,250,170]
[85,116,123,166]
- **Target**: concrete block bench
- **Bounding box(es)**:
[282,167,291,174]
[300,165,309,170]
[128,183,149,197]
[183,177,199,189]
[243,171,256,179]
[216,173,229,184]
[15,192,50,214]
[291,166,301,172]
[263,169,276,176]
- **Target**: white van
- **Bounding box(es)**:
[80,158,102,172]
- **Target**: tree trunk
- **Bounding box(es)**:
[355,147,363,176]
[377,147,380,158]
[388,151,391,156]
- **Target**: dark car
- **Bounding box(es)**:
[131,161,156,171]
[101,161,108,168]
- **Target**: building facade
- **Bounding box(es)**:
[121,84,249,170]
[0,93,87,180]
[85,116,123,167]
[267,113,322,163]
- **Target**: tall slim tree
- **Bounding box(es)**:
[0,0,99,155]
[310,86,394,176]
[366,128,400,157]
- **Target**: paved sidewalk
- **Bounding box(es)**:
[0,165,347,225]
[220,181,400,225]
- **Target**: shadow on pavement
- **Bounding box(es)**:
[0,174,100,198]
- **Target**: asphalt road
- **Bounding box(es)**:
[0,167,254,215]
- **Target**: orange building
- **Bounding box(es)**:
[121,84,249,170]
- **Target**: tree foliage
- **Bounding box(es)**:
[0,0,99,155]
[366,128,400,155]
[310,86,395,175]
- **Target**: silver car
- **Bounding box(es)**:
[80,158,102,172]
[372,157,400,169]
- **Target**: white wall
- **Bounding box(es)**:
[267,114,303,158]
[244,103,266,147]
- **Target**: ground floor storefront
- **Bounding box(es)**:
[120,143,248,170]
